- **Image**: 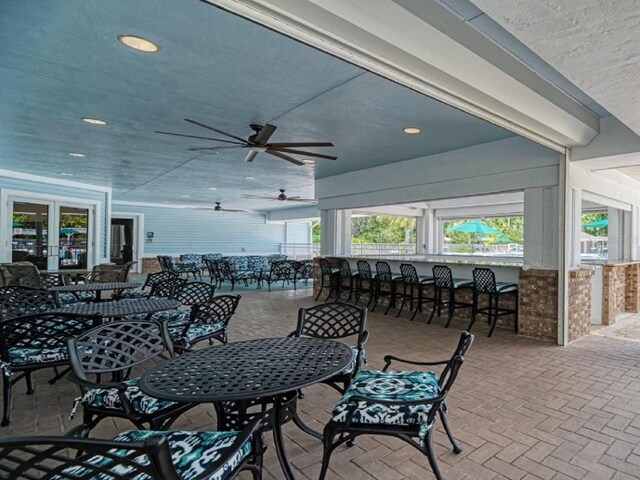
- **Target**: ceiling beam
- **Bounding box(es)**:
[204,0,599,150]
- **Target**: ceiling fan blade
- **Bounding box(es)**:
[243,194,277,200]
[253,124,277,145]
[184,119,249,144]
[187,146,243,151]
[267,142,334,148]
[244,150,259,163]
[266,150,305,166]
[286,198,318,203]
[223,208,254,213]
[268,147,337,160]
[156,131,246,145]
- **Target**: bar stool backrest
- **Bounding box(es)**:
[432,265,454,288]
[357,261,373,279]
[375,261,393,281]
[400,263,419,284]
[339,259,352,276]
[473,268,497,294]
[318,258,333,275]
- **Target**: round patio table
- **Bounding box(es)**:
[139,337,353,480]
[50,281,141,301]
[51,297,180,318]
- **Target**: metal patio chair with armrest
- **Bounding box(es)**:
[336,259,359,303]
[0,286,60,321]
[168,294,241,351]
[204,257,224,288]
[0,417,266,480]
[113,270,177,300]
[295,259,314,287]
[151,280,216,329]
[0,312,101,426]
[157,255,201,279]
[263,260,298,291]
[66,319,198,435]
[319,331,474,480]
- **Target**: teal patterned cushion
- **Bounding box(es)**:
[58,430,252,480]
[81,378,176,414]
[224,256,249,270]
[331,370,440,441]
[8,346,68,366]
[343,346,365,374]
[169,322,225,344]
[146,309,190,326]
[116,290,149,299]
[247,256,269,273]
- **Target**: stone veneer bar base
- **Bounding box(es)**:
[518,269,557,342]
[602,265,626,326]
[568,269,593,342]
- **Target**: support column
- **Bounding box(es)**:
[320,209,351,256]
[416,208,434,255]
[569,187,582,268]
[523,186,559,269]
[608,207,624,262]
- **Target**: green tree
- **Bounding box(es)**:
[443,217,524,244]
[351,216,416,243]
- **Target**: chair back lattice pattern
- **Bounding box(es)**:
[87,264,131,283]
[192,295,241,326]
[149,277,187,299]
[400,263,420,284]
[432,265,454,288]
[296,302,367,341]
[356,261,373,280]
[39,273,65,289]
[143,271,177,290]
[338,259,352,277]
[268,260,298,282]
[202,253,223,262]
[318,258,333,276]
[438,331,474,389]
[203,258,222,282]
[375,261,394,282]
[67,320,174,376]
[0,312,101,356]
[0,287,60,321]
[473,268,498,294]
[297,260,314,280]
[156,255,170,272]
[0,435,180,480]
[175,281,215,306]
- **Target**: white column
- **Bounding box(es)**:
[632,205,640,261]
[569,187,582,268]
[524,186,559,268]
[320,209,351,256]
[338,209,352,256]
[608,207,623,262]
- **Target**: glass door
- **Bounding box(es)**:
[9,198,94,272]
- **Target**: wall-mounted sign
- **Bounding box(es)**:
[146,232,154,239]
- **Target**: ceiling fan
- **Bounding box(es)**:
[190,202,253,213]
[156,119,337,166]
[244,189,317,204]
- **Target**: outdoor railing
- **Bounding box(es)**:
[350,243,417,256]
[280,243,321,260]
[443,243,523,256]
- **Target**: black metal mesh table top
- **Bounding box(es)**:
[50,282,141,292]
[139,337,354,403]
[50,298,180,316]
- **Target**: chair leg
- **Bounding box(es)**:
[345,278,353,303]
[319,425,339,480]
[410,287,422,321]
[514,292,519,333]
[488,294,499,337]
[315,275,324,301]
[424,430,444,480]
[25,371,34,394]
[354,278,361,305]
[396,283,407,317]
[427,287,439,324]
[439,409,463,454]
[2,373,11,426]
[468,292,479,332]
[445,288,455,328]
[371,283,380,312]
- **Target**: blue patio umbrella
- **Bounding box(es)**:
[446,220,502,236]
[60,227,81,235]
[12,221,22,228]
[582,219,608,229]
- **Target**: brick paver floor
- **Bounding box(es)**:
[2,289,640,479]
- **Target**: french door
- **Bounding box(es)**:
[7,197,95,272]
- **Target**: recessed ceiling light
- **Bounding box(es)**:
[59,172,74,176]
[68,152,86,157]
[403,127,421,134]
[207,187,218,191]
[118,35,159,53]
[244,176,256,180]
[181,195,191,198]
[302,159,315,165]
[82,117,107,126]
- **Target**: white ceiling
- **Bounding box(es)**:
[469,0,640,139]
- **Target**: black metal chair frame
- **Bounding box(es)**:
[219,260,255,291]
[469,268,519,337]
[114,271,177,300]
[0,286,60,321]
[157,255,200,279]
[335,259,359,303]
[148,277,188,299]
[65,320,197,434]
[203,257,224,289]
[295,259,314,287]
[396,263,435,321]
[319,331,474,480]
[0,418,265,480]
[263,260,299,292]
[0,312,102,426]
[372,261,400,315]
[175,281,216,306]
[316,258,339,301]
[354,260,376,307]
[171,294,241,350]
[428,265,474,328]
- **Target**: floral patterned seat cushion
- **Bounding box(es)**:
[169,321,225,344]
[180,254,206,271]
[8,346,68,366]
[115,289,149,300]
[58,292,96,304]
[331,370,440,441]
[247,256,269,274]
[148,309,190,326]
[58,429,252,480]
[342,346,365,374]
[223,256,249,271]
[81,378,176,414]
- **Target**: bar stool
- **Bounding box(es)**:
[355,260,376,306]
[373,261,403,315]
[397,263,435,321]
[469,267,518,337]
[336,259,359,303]
[316,257,339,301]
[429,265,474,327]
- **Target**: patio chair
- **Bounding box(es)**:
[469,267,518,337]
[66,320,197,434]
[355,260,375,306]
[316,258,339,301]
[0,261,41,287]
[151,281,216,325]
[180,253,206,274]
[336,259,359,303]
[429,265,474,327]
[220,259,255,291]
[296,259,314,287]
[373,261,402,314]
[0,286,60,321]
[319,331,474,480]
[0,312,101,426]
[263,260,298,291]
[125,276,189,323]
[0,418,265,480]
[114,270,178,300]
[168,294,241,350]
[84,263,133,283]
[203,257,224,288]
[157,255,200,279]
[39,272,95,304]
[247,256,270,284]
[396,263,435,321]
